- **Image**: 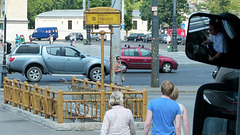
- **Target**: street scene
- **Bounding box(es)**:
[1,0,240,135]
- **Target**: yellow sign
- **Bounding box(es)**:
[86,14,120,25]
[85,7,120,25]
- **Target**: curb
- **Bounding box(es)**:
[0,103,145,131]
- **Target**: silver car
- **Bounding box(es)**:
[8,44,110,82]
[91,34,107,41]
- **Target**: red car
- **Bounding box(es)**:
[121,46,178,73]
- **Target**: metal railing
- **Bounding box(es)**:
[3,76,147,123]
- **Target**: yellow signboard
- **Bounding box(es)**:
[85,7,120,25]
[86,13,120,25]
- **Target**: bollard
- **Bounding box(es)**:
[57,90,63,123]
[142,89,148,122]
[100,90,106,122]
[4,77,9,104]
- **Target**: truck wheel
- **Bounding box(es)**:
[89,67,104,82]
[26,66,42,82]
[38,38,41,41]
[161,62,173,73]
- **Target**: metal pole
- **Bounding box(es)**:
[86,0,91,45]
[121,0,124,40]
[172,0,178,52]
[110,0,121,84]
[151,0,159,87]
[100,31,105,90]
[1,15,7,88]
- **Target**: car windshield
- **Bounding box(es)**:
[131,33,138,36]
[140,49,151,57]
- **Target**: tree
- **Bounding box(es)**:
[27,0,111,29]
[139,0,190,31]
[202,0,240,16]
[124,0,134,36]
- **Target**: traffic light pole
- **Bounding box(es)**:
[1,15,7,88]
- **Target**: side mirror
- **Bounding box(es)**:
[186,13,240,69]
[80,54,85,58]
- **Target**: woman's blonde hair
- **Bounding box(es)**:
[109,91,124,107]
[161,81,175,97]
[170,87,179,101]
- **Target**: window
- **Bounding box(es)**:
[95,25,99,29]
[64,47,80,57]
[0,23,3,30]
[124,49,139,56]
[46,47,61,56]
[140,49,151,57]
[133,21,137,30]
[16,45,40,54]
[68,20,72,30]
[202,117,235,135]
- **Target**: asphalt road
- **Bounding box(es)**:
[0,39,212,134]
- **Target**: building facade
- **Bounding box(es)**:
[0,0,28,41]
[35,10,149,40]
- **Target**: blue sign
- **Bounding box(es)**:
[180,23,185,29]
[121,25,125,29]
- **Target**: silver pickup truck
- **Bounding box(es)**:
[8,44,110,82]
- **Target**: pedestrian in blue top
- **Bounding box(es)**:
[144,80,181,135]
[15,34,19,44]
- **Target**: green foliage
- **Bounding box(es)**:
[202,0,240,16]
[124,0,134,33]
[27,0,111,29]
[139,0,190,31]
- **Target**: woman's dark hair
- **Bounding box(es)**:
[116,56,121,60]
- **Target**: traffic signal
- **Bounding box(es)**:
[6,42,12,54]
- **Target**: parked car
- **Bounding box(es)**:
[143,33,152,42]
[159,34,167,44]
[121,45,178,73]
[91,34,107,41]
[126,33,145,42]
[7,44,110,82]
[65,33,83,41]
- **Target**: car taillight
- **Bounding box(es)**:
[10,57,15,62]
[138,37,140,39]
[148,37,150,39]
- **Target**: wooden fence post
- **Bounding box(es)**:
[4,77,9,104]
[22,81,28,110]
[44,87,50,119]
[100,90,106,122]
[12,79,18,107]
[142,89,148,122]
[33,84,39,114]
[57,90,63,123]
[109,83,115,91]
[96,81,101,91]
[125,86,131,92]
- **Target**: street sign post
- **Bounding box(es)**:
[85,7,120,91]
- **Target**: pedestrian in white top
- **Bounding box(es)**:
[166,34,171,44]
[170,87,190,135]
[101,91,136,135]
